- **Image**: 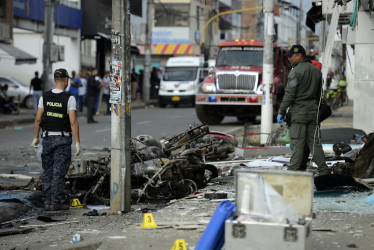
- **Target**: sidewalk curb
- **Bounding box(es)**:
[0,117,35,127]
[0,102,149,128]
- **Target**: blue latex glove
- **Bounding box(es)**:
[277,114,285,126]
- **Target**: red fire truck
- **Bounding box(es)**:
[195,39,290,124]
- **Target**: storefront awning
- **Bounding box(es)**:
[0,43,37,65]
[137,44,193,55]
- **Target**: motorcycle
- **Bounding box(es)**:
[325,84,348,110]
[58,124,237,204]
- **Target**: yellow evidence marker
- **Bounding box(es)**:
[140,213,158,228]
[171,239,187,250]
[70,198,83,209]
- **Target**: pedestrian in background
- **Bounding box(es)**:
[150,67,160,99]
[78,71,87,112]
[31,68,81,211]
[277,45,329,176]
[87,68,103,123]
[102,71,111,115]
[65,75,71,93]
[157,68,163,81]
[69,71,82,112]
[326,69,333,89]
[138,69,144,100]
[30,71,43,115]
[93,73,104,116]
[131,68,139,100]
[0,84,18,115]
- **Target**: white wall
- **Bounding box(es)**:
[352,11,374,133]
[52,35,80,74]
[130,0,147,44]
[353,43,374,133]
[275,6,310,49]
[0,29,43,85]
[0,28,80,86]
[353,81,374,133]
[345,44,355,100]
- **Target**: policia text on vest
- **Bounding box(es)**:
[46,101,64,118]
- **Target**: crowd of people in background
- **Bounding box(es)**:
[326,69,347,90]
[1,66,164,118]
[64,66,162,122]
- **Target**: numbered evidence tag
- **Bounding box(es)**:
[171,239,187,250]
[140,213,157,228]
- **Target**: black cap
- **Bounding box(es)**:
[54,68,71,79]
[288,45,306,57]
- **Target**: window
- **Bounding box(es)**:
[0,1,5,19]
[163,67,198,81]
[130,0,142,17]
[0,77,12,85]
[216,49,264,67]
[216,47,276,67]
[196,6,200,30]
[155,4,189,27]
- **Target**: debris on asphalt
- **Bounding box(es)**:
[0,174,34,190]
[364,193,374,205]
[18,220,80,228]
[314,175,372,191]
[37,215,67,222]
[346,243,359,248]
[0,192,38,209]
[83,209,100,216]
[70,233,82,243]
[314,191,374,214]
[0,228,33,237]
[204,193,228,200]
[54,124,242,204]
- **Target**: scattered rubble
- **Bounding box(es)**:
[56,124,239,204]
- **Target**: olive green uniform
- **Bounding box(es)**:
[278,60,328,172]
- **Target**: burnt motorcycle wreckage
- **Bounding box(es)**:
[63,124,237,205]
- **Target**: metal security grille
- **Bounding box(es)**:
[216,72,258,91]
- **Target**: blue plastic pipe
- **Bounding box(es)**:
[195,200,236,250]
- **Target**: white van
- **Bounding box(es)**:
[159,56,206,107]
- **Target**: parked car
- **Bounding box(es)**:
[0,76,33,109]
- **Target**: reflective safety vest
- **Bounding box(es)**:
[339,79,347,87]
[41,90,72,133]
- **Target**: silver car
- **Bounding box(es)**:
[0,76,33,109]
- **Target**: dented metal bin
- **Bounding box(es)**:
[225,169,314,250]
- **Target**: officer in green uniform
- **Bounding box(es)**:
[277,45,329,175]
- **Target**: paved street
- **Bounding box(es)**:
[1,103,374,250]
[0,104,243,153]
[2,0,374,249]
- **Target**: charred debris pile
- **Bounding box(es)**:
[63,124,239,205]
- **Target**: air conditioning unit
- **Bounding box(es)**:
[322,0,354,15]
[58,45,65,61]
[0,23,10,43]
[361,0,374,11]
[51,44,59,62]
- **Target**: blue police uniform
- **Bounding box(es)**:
[40,90,72,207]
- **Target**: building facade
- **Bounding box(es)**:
[0,0,82,86]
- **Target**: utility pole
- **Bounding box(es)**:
[260,0,274,145]
[319,20,326,60]
[42,0,55,93]
[296,0,303,44]
[110,0,131,214]
[208,1,216,59]
[143,0,153,104]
